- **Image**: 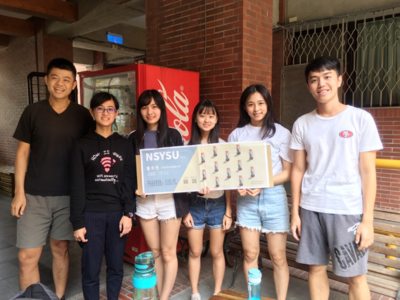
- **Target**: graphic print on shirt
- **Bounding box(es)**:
[91,150,124,184]
[100,157,116,172]
[339,130,353,138]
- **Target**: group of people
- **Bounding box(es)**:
[10,55,382,300]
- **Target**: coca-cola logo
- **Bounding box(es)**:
[158,80,190,139]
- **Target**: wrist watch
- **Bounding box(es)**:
[124,212,134,218]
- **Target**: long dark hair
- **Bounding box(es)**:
[135,89,170,148]
[188,100,220,145]
[237,84,278,139]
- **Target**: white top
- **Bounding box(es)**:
[290,106,383,214]
[184,138,225,199]
[228,123,293,176]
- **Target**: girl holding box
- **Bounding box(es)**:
[128,89,188,300]
[183,100,232,300]
[228,85,293,300]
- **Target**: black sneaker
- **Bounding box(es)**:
[60,296,65,300]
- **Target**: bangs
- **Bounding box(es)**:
[198,105,216,116]
[139,95,155,108]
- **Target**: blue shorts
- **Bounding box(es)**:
[236,184,289,234]
[188,193,226,229]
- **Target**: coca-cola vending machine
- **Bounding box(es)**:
[78,64,199,264]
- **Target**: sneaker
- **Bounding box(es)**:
[60,296,65,300]
[191,293,201,300]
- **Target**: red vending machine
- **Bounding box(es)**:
[78,64,199,264]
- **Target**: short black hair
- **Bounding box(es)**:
[90,92,119,110]
[305,56,341,83]
[47,58,77,79]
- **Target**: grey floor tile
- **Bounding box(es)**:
[0,262,19,281]
[0,238,13,250]
[2,275,20,294]
[65,282,83,299]
[0,281,17,299]
[0,225,17,239]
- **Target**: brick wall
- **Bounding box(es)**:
[0,37,37,165]
[146,0,273,141]
[0,20,75,167]
[271,29,283,120]
[366,108,400,211]
[271,0,285,120]
[146,0,274,210]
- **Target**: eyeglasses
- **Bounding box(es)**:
[95,107,117,114]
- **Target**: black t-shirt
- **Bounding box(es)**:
[13,100,93,196]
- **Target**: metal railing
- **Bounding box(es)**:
[282,5,400,108]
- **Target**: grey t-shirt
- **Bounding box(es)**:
[144,130,158,149]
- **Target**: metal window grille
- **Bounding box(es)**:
[282,5,400,108]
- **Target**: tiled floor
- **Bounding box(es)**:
[0,193,135,300]
[0,193,394,300]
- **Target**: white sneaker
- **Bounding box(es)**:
[191,293,201,300]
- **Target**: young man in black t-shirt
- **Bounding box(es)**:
[12,58,93,299]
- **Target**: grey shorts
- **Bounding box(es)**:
[16,194,74,249]
[296,208,368,277]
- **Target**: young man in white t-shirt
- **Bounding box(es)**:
[290,56,383,300]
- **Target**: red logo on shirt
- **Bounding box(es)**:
[339,130,353,138]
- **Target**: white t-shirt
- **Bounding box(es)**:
[290,106,383,215]
[184,138,225,199]
[228,123,293,176]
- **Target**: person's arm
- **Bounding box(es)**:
[356,150,377,250]
[69,142,86,228]
[11,141,30,217]
[273,159,292,185]
[290,150,306,241]
[222,190,232,230]
[120,142,136,237]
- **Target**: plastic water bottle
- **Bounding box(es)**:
[133,252,157,300]
[247,268,262,300]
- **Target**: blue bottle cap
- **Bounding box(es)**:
[135,251,155,272]
[248,269,261,283]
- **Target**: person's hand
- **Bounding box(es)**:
[237,189,247,196]
[74,228,88,243]
[199,186,215,195]
[246,188,261,197]
[222,213,232,230]
[183,213,194,228]
[11,192,27,218]
[135,190,146,198]
[291,214,301,241]
[119,216,132,237]
[356,221,374,251]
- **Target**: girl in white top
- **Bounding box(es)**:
[183,100,232,300]
[228,84,293,300]
[129,90,188,300]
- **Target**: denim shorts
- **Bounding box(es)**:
[236,184,289,234]
[188,193,226,229]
